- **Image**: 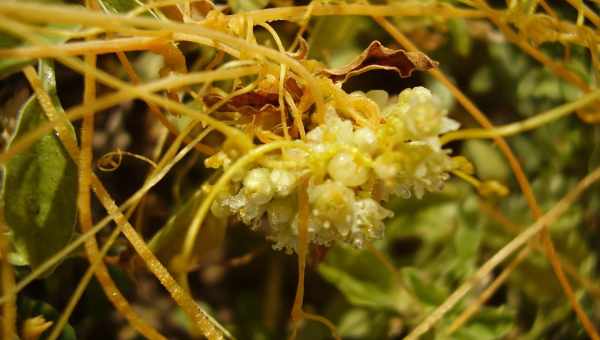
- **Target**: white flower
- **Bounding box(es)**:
[270,169,297,197]
[374,153,399,180]
[324,107,354,144]
[327,152,369,187]
[266,197,295,227]
[243,167,274,205]
[353,127,378,155]
[309,180,355,237]
[212,86,459,253]
[350,198,393,247]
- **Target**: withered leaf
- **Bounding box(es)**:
[148,0,218,22]
[322,41,438,83]
[203,78,304,115]
[204,91,279,116]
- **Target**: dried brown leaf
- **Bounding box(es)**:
[322,40,438,83]
[203,78,304,115]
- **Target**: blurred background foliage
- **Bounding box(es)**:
[1,0,600,339]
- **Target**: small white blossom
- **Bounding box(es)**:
[327,152,368,187]
[270,169,297,197]
[212,86,459,253]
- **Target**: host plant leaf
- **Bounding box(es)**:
[2,59,77,272]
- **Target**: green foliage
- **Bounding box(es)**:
[319,261,403,312]
[2,60,77,272]
[449,307,514,340]
[1,1,599,339]
[0,22,77,78]
[308,16,375,68]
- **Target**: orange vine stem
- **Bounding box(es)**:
[373,15,600,340]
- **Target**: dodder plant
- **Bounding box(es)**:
[0,1,599,339]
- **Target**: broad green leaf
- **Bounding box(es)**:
[0,28,36,78]
[18,296,76,340]
[0,24,78,78]
[3,59,77,272]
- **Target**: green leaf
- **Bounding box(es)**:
[0,28,33,78]
[401,267,447,306]
[18,296,76,340]
[318,246,414,314]
[0,23,78,78]
[463,140,509,182]
[308,16,373,68]
[337,309,370,337]
[2,59,77,273]
[336,308,389,339]
[469,66,493,94]
[319,263,400,311]
[450,307,514,340]
[448,19,471,57]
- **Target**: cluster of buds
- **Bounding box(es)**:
[210,87,459,253]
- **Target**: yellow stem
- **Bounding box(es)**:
[564,0,600,27]
[114,50,215,156]
[375,15,599,340]
[25,63,167,339]
[0,218,16,340]
[237,3,485,23]
[468,2,600,338]
[404,165,600,340]
[0,36,168,58]
[97,149,158,172]
[0,2,326,120]
[0,15,253,151]
[179,141,303,273]
[47,226,123,340]
[441,89,600,144]
[445,247,530,334]
[0,65,260,167]
[22,66,228,339]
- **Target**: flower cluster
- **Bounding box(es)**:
[210,87,459,253]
